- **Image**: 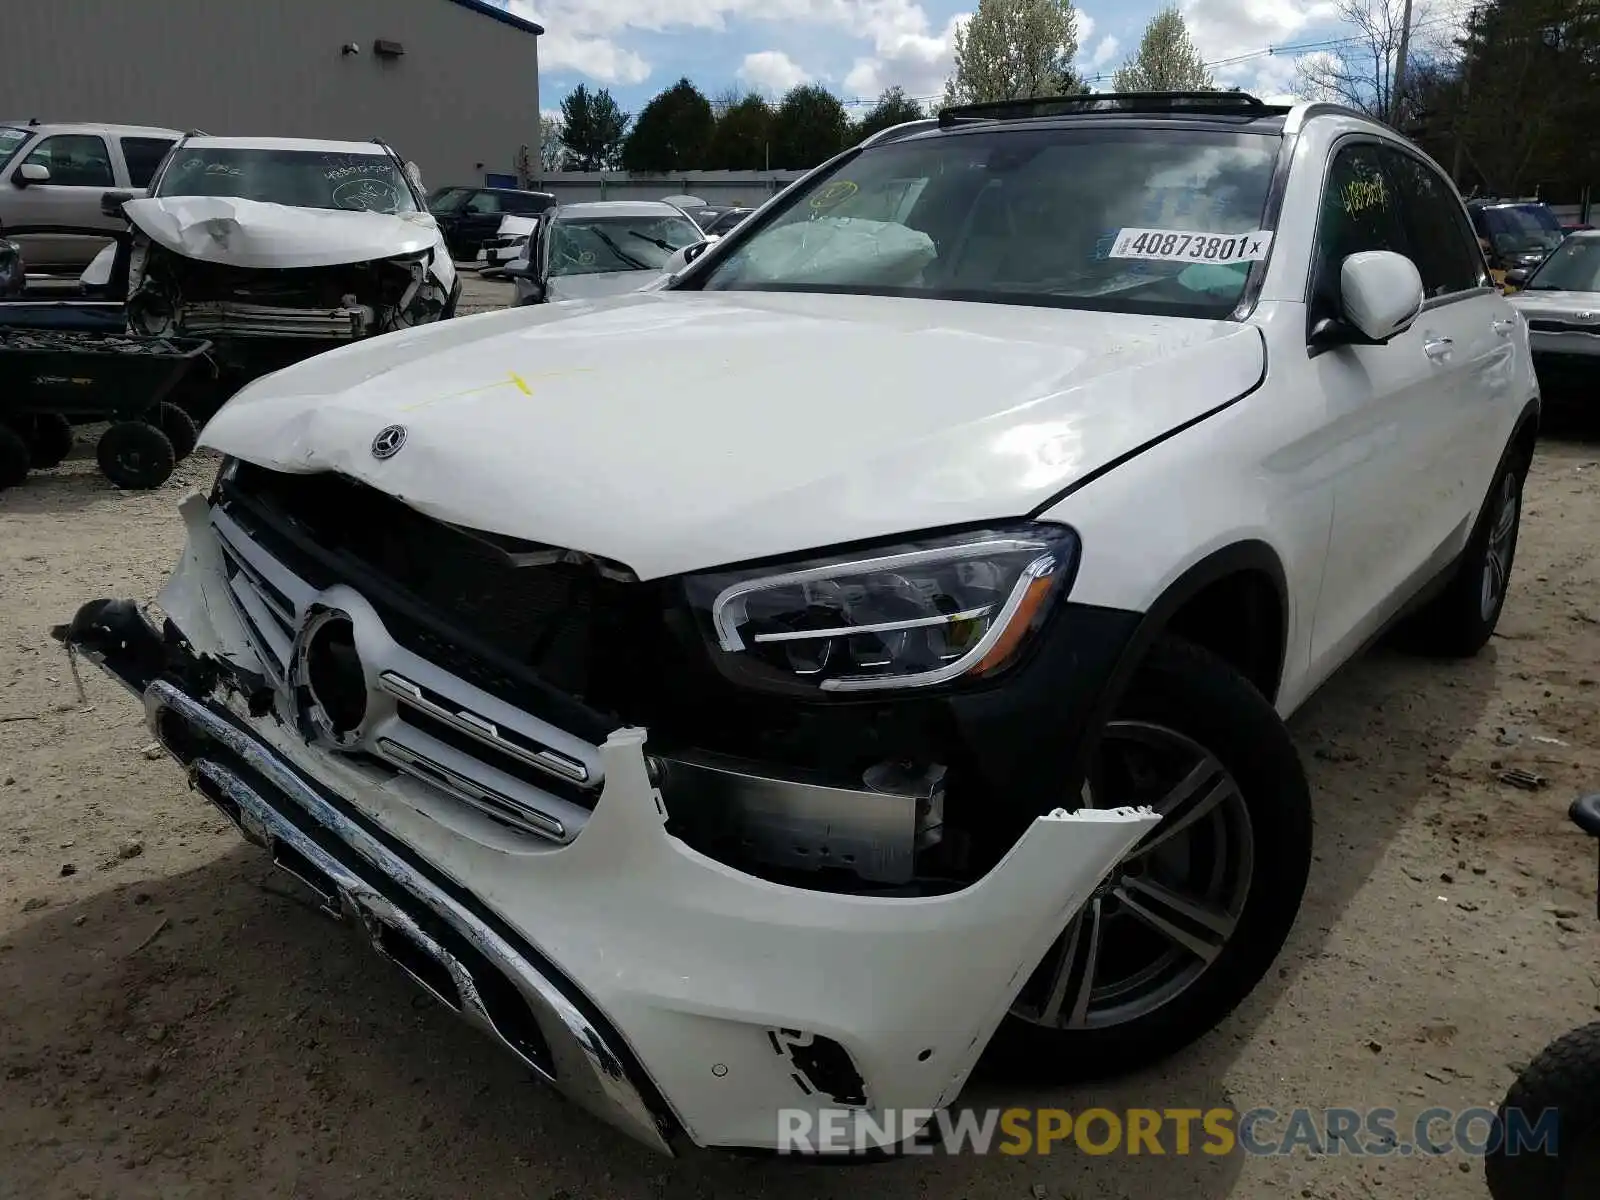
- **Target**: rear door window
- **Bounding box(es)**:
[120,137,176,189]
[503,192,551,214]
[23,134,114,187]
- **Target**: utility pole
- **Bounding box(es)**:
[1392,0,1415,127]
[1451,8,1476,185]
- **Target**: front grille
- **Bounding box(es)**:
[225,466,630,699]
[208,465,631,842]
[1528,318,1600,335]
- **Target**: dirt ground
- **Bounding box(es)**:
[3,286,1598,1198]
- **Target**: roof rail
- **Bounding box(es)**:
[858,117,942,148]
[937,91,1283,127]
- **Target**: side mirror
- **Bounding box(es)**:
[1503,267,1530,290]
[16,163,49,185]
[101,189,134,219]
[663,239,712,276]
[1338,250,1424,343]
[502,259,536,279]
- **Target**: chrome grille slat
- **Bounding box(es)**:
[204,504,604,844]
[379,671,590,783]
[228,573,293,667]
[377,738,567,838]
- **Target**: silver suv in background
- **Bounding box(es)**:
[0,121,182,272]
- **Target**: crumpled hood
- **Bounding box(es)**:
[1506,289,1600,320]
[123,196,442,269]
[200,290,1265,580]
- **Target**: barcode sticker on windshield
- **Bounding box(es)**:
[1108,229,1273,264]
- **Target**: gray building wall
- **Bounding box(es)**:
[0,0,540,191]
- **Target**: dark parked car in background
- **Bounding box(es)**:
[427,185,554,261]
[1467,197,1568,285]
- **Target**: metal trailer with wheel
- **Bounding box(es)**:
[0,325,211,491]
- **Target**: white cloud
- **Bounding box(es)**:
[1180,0,1338,61]
[541,31,652,84]
[506,0,1136,99]
[1089,34,1120,69]
[738,50,812,92]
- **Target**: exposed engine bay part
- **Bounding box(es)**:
[125,238,448,342]
[655,751,945,885]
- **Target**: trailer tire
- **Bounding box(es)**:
[0,423,29,490]
[19,413,75,470]
[157,402,198,462]
[97,422,174,490]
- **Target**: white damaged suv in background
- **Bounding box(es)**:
[58,93,1537,1156]
[86,135,457,401]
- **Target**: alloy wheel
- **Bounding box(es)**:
[1481,472,1520,622]
[1011,720,1255,1031]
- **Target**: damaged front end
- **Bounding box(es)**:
[126,240,448,344]
[55,460,1158,1154]
[110,197,455,390]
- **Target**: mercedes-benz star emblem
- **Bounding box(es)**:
[371,424,407,460]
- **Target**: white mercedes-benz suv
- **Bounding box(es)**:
[59,92,1537,1156]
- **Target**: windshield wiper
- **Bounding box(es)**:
[629,230,675,253]
[592,228,648,270]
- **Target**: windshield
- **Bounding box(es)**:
[548,213,703,276]
[156,149,420,214]
[1485,205,1565,255]
[0,127,31,173]
[429,186,472,213]
[690,127,1280,316]
[1525,236,1600,292]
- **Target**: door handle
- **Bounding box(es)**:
[1423,336,1455,360]
[1492,318,1516,337]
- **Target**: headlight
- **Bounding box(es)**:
[684,523,1079,694]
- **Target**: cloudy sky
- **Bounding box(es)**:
[486,0,1457,117]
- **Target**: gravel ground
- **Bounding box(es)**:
[2,292,1597,1198]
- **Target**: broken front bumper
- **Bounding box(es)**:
[59,538,1157,1155]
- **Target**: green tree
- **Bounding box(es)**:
[559,84,630,172]
[538,115,565,174]
[1112,6,1214,91]
[621,78,716,173]
[707,92,775,170]
[769,84,851,169]
[853,86,926,141]
[943,0,1085,105]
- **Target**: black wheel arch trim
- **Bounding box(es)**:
[1061,539,1291,794]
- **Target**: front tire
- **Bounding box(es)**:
[993,636,1313,1079]
[96,422,175,490]
[1485,1021,1600,1199]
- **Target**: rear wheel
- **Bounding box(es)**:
[993,636,1312,1079]
[0,423,29,490]
[96,421,174,490]
[157,402,198,462]
[1404,448,1526,657]
[2,412,74,470]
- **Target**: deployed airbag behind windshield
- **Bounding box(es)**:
[731,217,937,286]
